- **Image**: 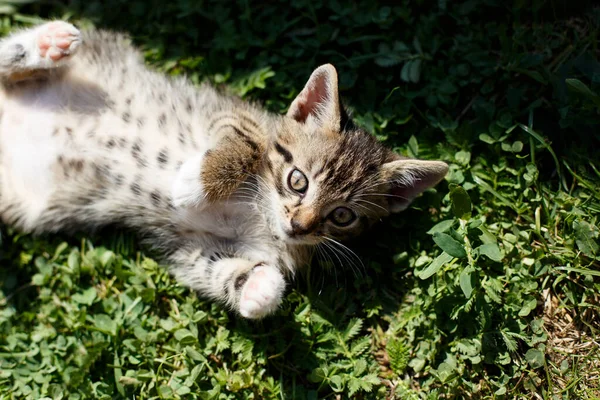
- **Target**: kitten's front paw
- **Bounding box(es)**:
[239,264,286,319]
[171,154,207,209]
[37,21,81,62]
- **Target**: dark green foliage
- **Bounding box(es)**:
[1,0,599,398]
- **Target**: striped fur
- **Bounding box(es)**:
[0,22,447,318]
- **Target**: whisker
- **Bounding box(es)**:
[354,199,388,213]
[322,241,352,282]
[322,237,364,279]
[315,243,338,290]
[323,236,365,277]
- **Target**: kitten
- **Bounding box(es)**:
[0,21,448,318]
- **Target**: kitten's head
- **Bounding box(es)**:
[260,64,448,245]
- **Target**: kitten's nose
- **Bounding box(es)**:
[290,219,312,236]
[289,209,319,236]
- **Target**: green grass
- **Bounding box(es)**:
[1,1,599,398]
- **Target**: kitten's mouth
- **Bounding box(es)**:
[283,230,323,245]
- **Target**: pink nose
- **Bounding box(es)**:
[289,209,319,236]
[290,219,313,236]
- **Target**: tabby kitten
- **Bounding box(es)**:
[0,22,448,318]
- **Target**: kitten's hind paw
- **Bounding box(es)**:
[37,21,81,63]
[0,20,81,79]
[238,264,286,319]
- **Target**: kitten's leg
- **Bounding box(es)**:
[170,246,286,319]
[171,123,266,208]
[0,21,81,82]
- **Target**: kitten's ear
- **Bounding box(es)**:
[381,159,449,213]
[287,64,341,131]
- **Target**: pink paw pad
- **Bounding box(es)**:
[238,265,286,319]
[37,22,81,62]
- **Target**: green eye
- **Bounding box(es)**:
[329,207,356,227]
[288,168,308,194]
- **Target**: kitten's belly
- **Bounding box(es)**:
[0,96,60,219]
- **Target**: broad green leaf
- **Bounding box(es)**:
[72,287,97,306]
[400,61,411,82]
[67,250,80,272]
[31,272,48,286]
[133,326,148,341]
[501,141,523,152]
[174,329,197,345]
[456,338,480,357]
[459,267,474,298]
[436,362,455,383]
[573,220,599,257]
[427,219,454,235]
[409,357,426,373]
[520,70,546,84]
[560,360,569,374]
[477,225,497,244]
[407,135,419,157]
[51,242,69,261]
[418,252,454,279]
[412,37,423,53]
[495,386,507,395]
[159,318,178,332]
[479,133,496,144]
[449,184,472,220]
[329,375,344,392]
[98,249,115,267]
[307,368,326,383]
[446,165,465,184]
[566,78,600,105]
[185,346,206,362]
[432,232,467,258]
[512,141,523,152]
[477,243,503,262]
[530,318,544,334]
[409,59,422,83]
[157,385,171,397]
[525,348,545,369]
[92,314,117,336]
[176,385,191,396]
[455,150,471,166]
[518,297,537,316]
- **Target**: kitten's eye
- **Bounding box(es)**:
[329,207,356,227]
[288,169,308,194]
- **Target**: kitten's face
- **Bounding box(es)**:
[259,64,448,246]
[261,120,390,245]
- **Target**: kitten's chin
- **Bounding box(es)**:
[283,236,307,245]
